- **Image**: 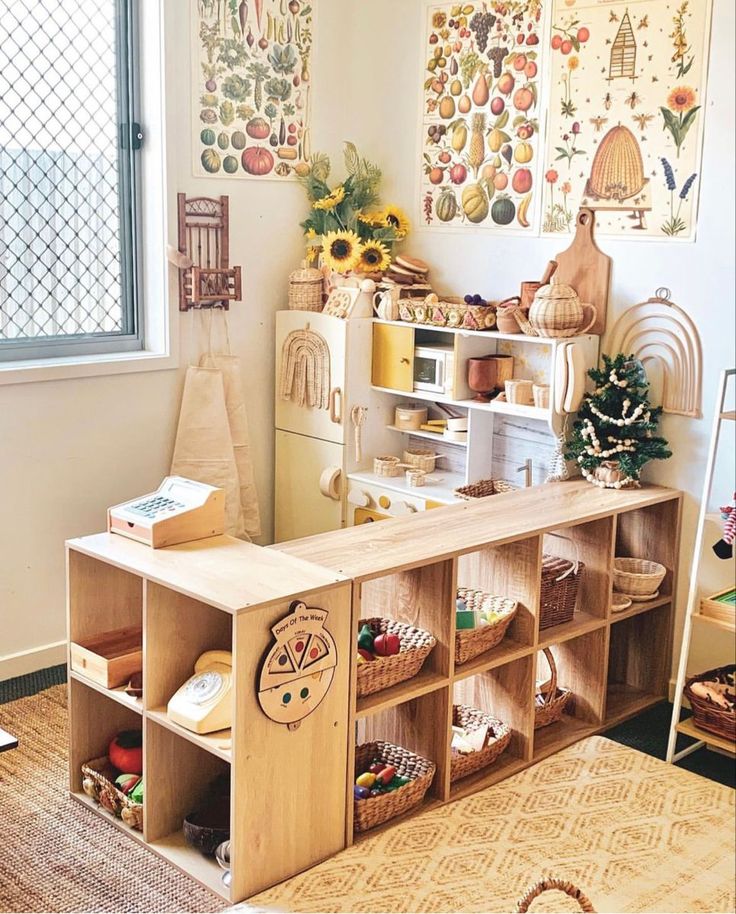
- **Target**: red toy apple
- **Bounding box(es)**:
[373,633,401,657]
[109,730,143,775]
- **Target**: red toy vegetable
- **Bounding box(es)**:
[373,633,401,657]
[109,730,143,775]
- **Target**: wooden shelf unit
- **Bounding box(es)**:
[276,480,682,845]
[67,533,351,904]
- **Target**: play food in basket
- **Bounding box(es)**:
[455,588,518,665]
[81,742,144,831]
[108,730,143,776]
[355,618,436,697]
[353,741,435,833]
[450,705,511,782]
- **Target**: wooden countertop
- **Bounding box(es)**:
[67,532,348,613]
[273,480,681,582]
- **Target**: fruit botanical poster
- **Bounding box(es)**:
[420,0,547,233]
[541,0,713,239]
[192,0,313,180]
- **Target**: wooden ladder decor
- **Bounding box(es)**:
[176,193,242,311]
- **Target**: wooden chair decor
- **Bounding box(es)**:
[176,194,242,311]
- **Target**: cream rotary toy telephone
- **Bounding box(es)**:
[167,651,232,734]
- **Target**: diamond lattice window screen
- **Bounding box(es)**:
[0,0,138,355]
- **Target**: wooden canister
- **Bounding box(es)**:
[394,404,428,431]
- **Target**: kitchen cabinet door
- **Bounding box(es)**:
[371,323,414,392]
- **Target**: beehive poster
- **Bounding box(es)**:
[192,0,313,180]
[420,1,548,233]
[541,0,713,240]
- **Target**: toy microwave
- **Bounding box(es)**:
[108,477,225,548]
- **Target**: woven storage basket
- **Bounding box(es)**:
[528,276,597,338]
[81,756,143,830]
[516,877,596,913]
[288,263,324,312]
[450,705,512,782]
[374,455,402,477]
[353,740,435,833]
[684,664,736,742]
[398,295,496,331]
[403,448,439,473]
[534,648,571,729]
[613,557,666,598]
[455,587,518,665]
[540,553,585,630]
[454,478,516,500]
[357,618,436,698]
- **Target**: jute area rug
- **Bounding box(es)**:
[2,684,735,913]
[0,685,226,914]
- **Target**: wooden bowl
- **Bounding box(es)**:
[183,795,230,856]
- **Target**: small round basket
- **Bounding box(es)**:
[289,262,324,312]
[613,557,666,599]
[534,648,572,730]
[454,478,516,500]
[455,587,518,665]
[353,741,435,833]
[403,448,440,473]
[450,705,511,782]
[357,618,436,698]
[374,455,402,477]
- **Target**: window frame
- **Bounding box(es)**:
[0,0,143,363]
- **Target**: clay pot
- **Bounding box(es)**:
[467,355,514,401]
[495,296,522,334]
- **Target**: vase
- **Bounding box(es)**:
[467,355,514,401]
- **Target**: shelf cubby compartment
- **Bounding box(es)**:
[605,604,672,726]
[455,537,540,676]
[145,718,230,899]
[539,517,615,640]
[614,500,681,602]
[450,656,534,799]
[532,629,608,762]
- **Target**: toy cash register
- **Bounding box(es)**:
[108,477,225,548]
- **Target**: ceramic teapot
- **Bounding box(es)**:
[528,275,597,338]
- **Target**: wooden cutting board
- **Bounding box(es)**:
[555,208,611,336]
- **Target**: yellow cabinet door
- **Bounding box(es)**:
[372,323,414,392]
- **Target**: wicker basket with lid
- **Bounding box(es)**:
[289,261,324,312]
[528,275,597,338]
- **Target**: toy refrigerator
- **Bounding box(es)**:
[274,311,391,542]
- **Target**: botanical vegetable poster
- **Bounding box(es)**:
[420,1,547,234]
[192,0,313,180]
[541,0,712,240]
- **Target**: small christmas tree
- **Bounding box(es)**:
[566,354,672,489]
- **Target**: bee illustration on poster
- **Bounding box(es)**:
[541,0,713,240]
[257,601,338,730]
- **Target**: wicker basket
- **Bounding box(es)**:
[540,553,585,630]
[684,664,736,742]
[454,478,516,500]
[357,618,436,698]
[374,455,402,477]
[405,469,426,487]
[398,294,496,331]
[81,756,143,830]
[455,587,518,665]
[613,557,666,598]
[353,741,435,833]
[403,448,440,473]
[450,705,512,782]
[534,648,571,729]
[516,877,596,913]
[289,262,324,312]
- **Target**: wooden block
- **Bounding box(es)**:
[70,627,142,689]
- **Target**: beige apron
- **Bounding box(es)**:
[170,313,261,540]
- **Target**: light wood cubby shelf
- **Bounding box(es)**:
[68,479,681,901]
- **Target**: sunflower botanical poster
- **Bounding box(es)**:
[541,0,713,240]
[420,0,548,234]
[193,0,313,180]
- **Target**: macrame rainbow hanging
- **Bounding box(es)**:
[279,327,331,410]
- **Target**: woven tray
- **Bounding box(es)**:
[540,553,585,630]
[353,741,435,833]
[534,648,572,729]
[357,618,436,698]
[81,756,143,830]
[398,295,496,331]
[450,705,512,782]
[454,478,516,500]
[455,587,518,665]
[684,664,736,742]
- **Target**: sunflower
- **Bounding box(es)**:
[313,184,346,211]
[304,227,317,240]
[356,241,391,274]
[667,86,696,112]
[381,204,411,238]
[357,210,385,226]
[322,231,362,272]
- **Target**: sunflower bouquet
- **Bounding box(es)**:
[299,142,409,275]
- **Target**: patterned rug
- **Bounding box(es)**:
[246,736,735,914]
[1,684,734,913]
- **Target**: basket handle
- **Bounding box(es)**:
[516,877,595,913]
[538,648,558,707]
[546,533,581,579]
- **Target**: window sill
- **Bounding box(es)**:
[0,346,179,386]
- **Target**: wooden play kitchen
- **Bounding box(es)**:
[68,480,681,903]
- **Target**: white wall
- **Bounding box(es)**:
[1,0,733,680]
[0,0,348,677]
[333,0,735,677]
